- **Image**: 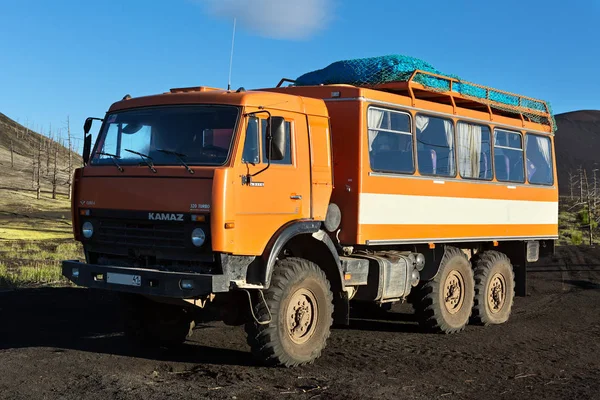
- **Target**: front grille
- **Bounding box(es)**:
[96,220,187,249]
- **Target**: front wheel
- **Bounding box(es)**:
[245,257,334,367]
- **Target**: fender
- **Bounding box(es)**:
[261,220,344,289]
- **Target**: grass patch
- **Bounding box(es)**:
[0,240,82,288]
[0,188,72,240]
[0,240,83,260]
[558,198,600,246]
[0,261,68,288]
[0,188,81,288]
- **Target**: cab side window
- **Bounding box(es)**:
[242,117,260,164]
[262,119,292,164]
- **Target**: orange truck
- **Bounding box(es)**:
[63,71,557,367]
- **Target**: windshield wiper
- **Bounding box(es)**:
[124,149,157,173]
[96,152,124,172]
[156,149,194,174]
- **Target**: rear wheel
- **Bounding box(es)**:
[414,247,474,333]
[471,251,515,325]
[245,257,334,367]
[120,294,195,347]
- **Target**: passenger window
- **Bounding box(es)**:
[262,119,292,164]
[368,107,414,173]
[416,114,455,177]
[525,134,553,185]
[242,117,260,164]
[457,122,492,180]
[494,129,524,183]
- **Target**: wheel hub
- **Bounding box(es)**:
[487,273,506,313]
[443,270,465,314]
[286,288,318,344]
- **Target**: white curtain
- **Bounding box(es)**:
[416,115,429,133]
[443,119,455,174]
[536,136,551,166]
[458,123,482,178]
[368,108,385,151]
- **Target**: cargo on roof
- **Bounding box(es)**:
[291,54,556,131]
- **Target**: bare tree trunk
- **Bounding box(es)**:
[31,137,36,189]
[67,116,73,200]
[10,139,14,169]
[52,140,58,199]
[568,171,575,200]
[37,135,42,200]
[583,169,593,245]
[593,168,598,211]
[579,166,584,203]
[46,140,51,176]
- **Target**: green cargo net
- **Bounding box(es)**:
[295,55,555,131]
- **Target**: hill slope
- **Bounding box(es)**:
[554,110,600,194]
[0,112,82,194]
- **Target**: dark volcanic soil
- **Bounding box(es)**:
[554,110,600,194]
[1,246,599,400]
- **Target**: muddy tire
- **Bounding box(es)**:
[414,247,474,334]
[471,251,515,326]
[120,294,195,348]
[245,257,334,367]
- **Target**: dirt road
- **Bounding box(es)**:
[1,246,599,399]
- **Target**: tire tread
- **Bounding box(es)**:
[245,257,333,367]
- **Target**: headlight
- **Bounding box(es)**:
[82,221,94,239]
[415,253,426,271]
[410,269,420,287]
[191,228,206,247]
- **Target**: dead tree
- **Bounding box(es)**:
[37,135,43,200]
[51,138,59,199]
[46,127,52,176]
[568,171,576,200]
[579,166,584,203]
[31,137,36,189]
[593,168,598,211]
[66,116,73,200]
[584,169,593,245]
[10,139,14,169]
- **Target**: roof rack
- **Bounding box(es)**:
[366,70,555,131]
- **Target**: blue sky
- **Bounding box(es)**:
[1,0,598,149]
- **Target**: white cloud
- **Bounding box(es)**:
[196,0,334,40]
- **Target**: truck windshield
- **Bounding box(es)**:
[91,105,239,167]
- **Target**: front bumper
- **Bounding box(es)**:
[62,260,230,298]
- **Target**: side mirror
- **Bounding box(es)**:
[82,134,92,166]
[268,117,286,161]
[83,117,93,134]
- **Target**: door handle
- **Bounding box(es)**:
[290,195,302,200]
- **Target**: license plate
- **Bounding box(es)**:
[106,272,142,287]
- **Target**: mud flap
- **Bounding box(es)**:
[515,263,527,297]
[497,241,528,297]
[333,290,350,326]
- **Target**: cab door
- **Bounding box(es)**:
[233,112,311,255]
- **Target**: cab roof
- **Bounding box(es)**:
[108,86,329,118]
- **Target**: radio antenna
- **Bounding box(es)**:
[227,17,237,91]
